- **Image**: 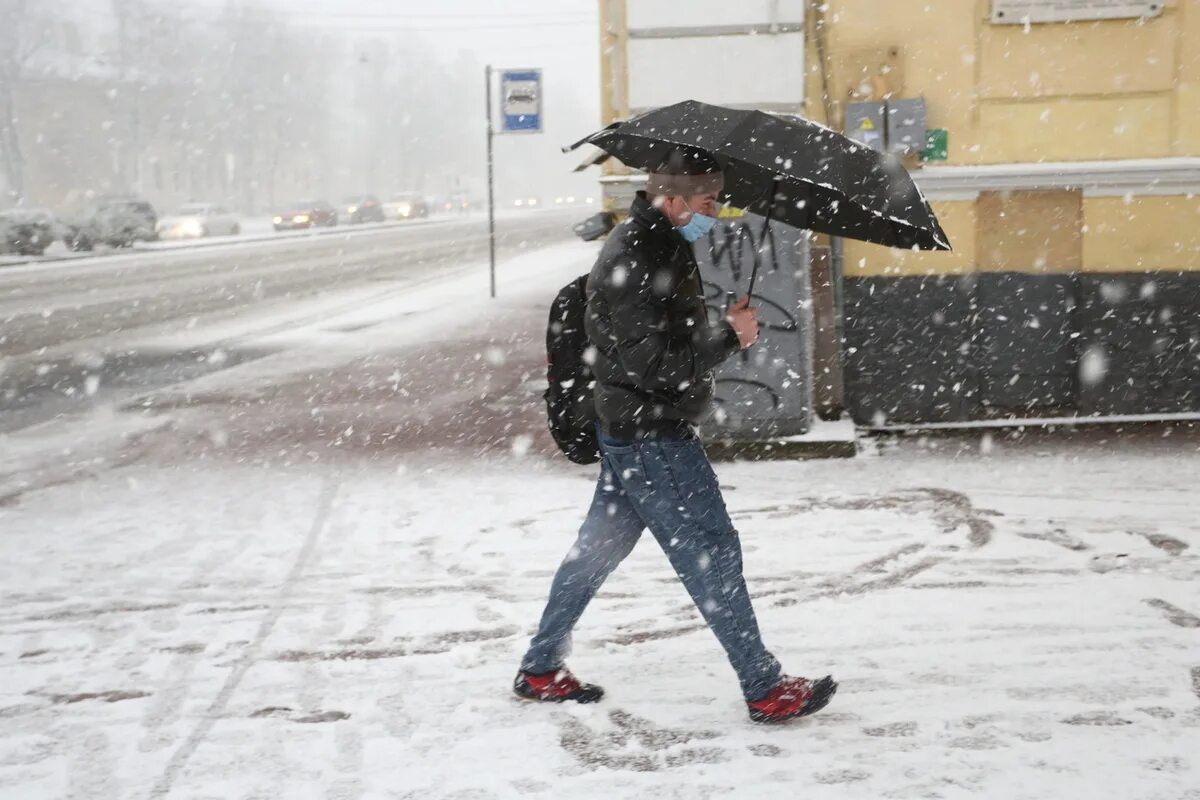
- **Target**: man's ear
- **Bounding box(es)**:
[654,195,677,222]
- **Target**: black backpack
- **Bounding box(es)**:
[543,274,600,464]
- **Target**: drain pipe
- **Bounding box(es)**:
[811,0,847,417]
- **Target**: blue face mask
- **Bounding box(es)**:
[676,206,717,243]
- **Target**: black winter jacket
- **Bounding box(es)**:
[585,192,741,439]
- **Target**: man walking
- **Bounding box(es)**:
[514,151,836,723]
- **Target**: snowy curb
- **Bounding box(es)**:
[865,411,1200,433]
[0,208,576,270]
[137,215,461,252]
[706,418,859,460]
[0,216,464,271]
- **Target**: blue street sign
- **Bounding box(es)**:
[500,69,542,133]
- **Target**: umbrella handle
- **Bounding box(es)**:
[747,175,781,301]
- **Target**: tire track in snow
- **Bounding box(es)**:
[148,478,338,799]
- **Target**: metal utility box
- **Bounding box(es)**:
[696,214,813,438]
[923,128,949,162]
[845,102,886,152]
[886,98,927,155]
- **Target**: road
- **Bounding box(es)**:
[0,210,579,434]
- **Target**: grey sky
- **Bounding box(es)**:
[156,0,603,130]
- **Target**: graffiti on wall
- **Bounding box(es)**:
[694,215,812,438]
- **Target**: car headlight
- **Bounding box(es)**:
[293,214,310,223]
[396,203,411,215]
[180,219,203,236]
[273,216,283,224]
[514,199,524,206]
[528,198,539,206]
[347,206,358,214]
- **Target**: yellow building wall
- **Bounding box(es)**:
[977,11,1179,98]
[843,199,976,277]
[846,195,1200,276]
[977,97,1174,161]
[977,190,1083,273]
[1082,195,1200,271]
[809,0,1196,164]
[1179,0,1200,152]
[810,0,1200,276]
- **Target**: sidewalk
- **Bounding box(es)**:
[1,241,1198,798]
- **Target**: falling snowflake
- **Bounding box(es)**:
[1079,346,1108,387]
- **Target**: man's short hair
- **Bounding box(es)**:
[646,149,724,197]
[651,149,721,176]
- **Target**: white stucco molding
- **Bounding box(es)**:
[913,158,1200,199]
[598,157,1200,200]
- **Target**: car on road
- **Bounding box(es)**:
[60,196,158,251]
[513,196,541,209]
[272,200,337,231]
[383,192,429,220]
[436,192,474,214]
[572,211,616,242]
[340,195,385,225]
[157,203,241,240]
[0,208,58,257]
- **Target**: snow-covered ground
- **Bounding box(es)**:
[1,241,1198,799]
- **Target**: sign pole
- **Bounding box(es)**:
[485,64,496,299]
[487,67,540,299]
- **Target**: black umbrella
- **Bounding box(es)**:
[566,100,950,293]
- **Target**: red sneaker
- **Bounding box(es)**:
[747,675,837,723]
[513,668,604,704]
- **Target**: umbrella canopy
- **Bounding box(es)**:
[565,100,950,252]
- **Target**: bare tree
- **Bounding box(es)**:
[0,0,41,204]
[353,38,483,198]
[0,4,539,213]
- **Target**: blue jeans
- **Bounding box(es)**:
[521,426,782,701]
